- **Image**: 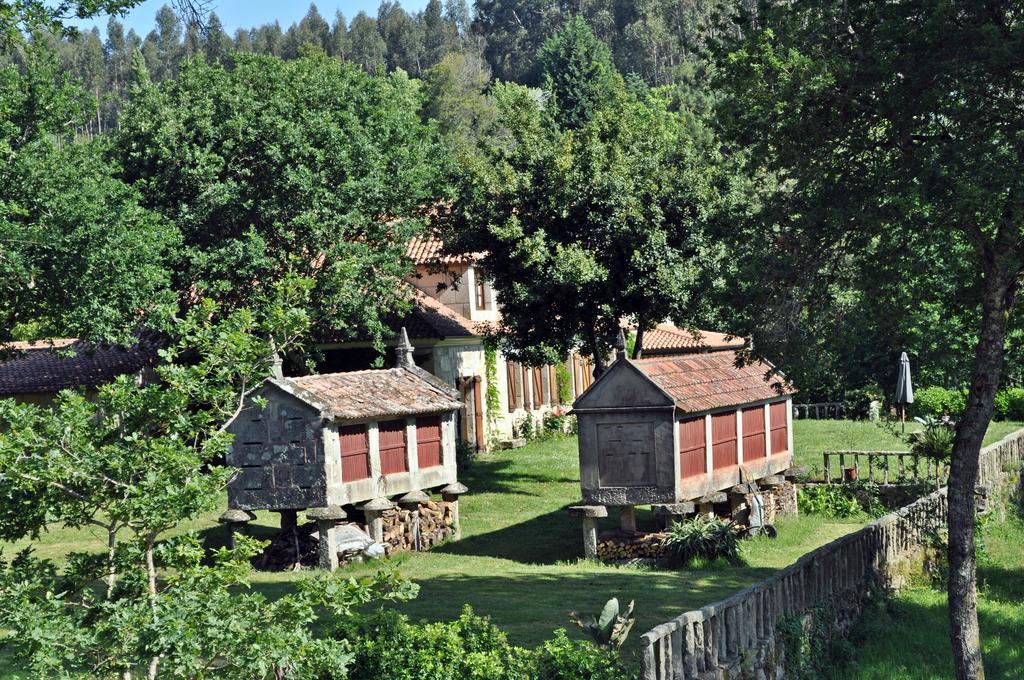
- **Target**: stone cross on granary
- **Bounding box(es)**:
[598,423,655,488]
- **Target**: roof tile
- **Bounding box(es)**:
[633,350,795,413]
[280,367,461,421]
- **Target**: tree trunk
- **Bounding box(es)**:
[947,242,1019,680]
[145,535,161,680]
[587,325,607,378]
[632,325,645,360]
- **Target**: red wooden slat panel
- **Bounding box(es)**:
[379,419,409,475]
[339,424,370,482]
[416,416,442,468]
[679,417,706,479]
[770,401,789,455]
[711,411,738,470]
[742,406,768,459]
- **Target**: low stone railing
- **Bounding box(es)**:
[822,450,946,486]
[793,402,846,420]
[638,427,1024,680]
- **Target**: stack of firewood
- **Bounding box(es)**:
[596,530,666,561]
[381,500,456,555]
[253,522,319,571]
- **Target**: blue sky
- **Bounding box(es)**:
[71,1,430,38]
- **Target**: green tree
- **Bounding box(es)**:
[0,43,177,344]
[442,82,721,372]
[718,3,1024,676]
[114,53,443,349]
[423,50,498,154]
[347,11,386,74]
[472,0,566,83]
[0,285,419,678]
[536,16,620,130]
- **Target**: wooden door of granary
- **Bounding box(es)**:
[742,406,767,458]
[769,402,789,455]
[379,419,409,475]
[711,411,738,469]
[340,424,371,481]
[416,415,442,468]
[679,417,706,478]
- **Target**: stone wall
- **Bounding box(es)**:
[638,427,1024,680]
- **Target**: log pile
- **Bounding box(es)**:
[381,500,456,556]
[596,530,666,561]
[253,522,318,571]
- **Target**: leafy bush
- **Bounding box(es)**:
[911,386,966,418]
[844,385,883,419]
[542,409,574,438]
[345,607,530,680]
[345,608,636,680]
[556,363,574,404]
[909,416,955,462]
[533,630,634,680]
[663,515,742,565]
[994,387,1024,421]
[797,484,864,518]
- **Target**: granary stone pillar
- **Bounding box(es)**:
[440,482,468,540]
[307,505,347,571]
[217,509,256,549]
[398,490,430,551]
[569,505,608,560]
[620,505,637,532]
[361,497,393,543]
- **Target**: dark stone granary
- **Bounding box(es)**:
[222,330,465,568]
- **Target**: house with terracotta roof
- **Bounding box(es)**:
[320,235,767,450]
[0,337,164,405]
[319,235,596,449]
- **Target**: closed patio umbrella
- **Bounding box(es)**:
[895,351,914,432]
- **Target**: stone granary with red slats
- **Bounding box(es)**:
[221,330,467,570]
[568,332,797,559]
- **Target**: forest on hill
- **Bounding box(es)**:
[25,1,741,136]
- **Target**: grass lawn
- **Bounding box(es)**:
[7,420,1022,657]
[834,511,1024,679]
[791,419,1024,479]
[5,434,864,653]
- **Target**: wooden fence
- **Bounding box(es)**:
[638,427,1024,680]
[822,450,946,486]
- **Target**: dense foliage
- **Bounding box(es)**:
[346,607,635,680]
[442,19,724,369]
[113,52,442,348]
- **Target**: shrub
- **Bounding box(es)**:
[909,416,954,462]
[533,630,635,680]
[994,387,1024,421]
[910,386,966,418]
[663,515,742,565]
[345,607,529,680]
[345,609,637,680]
[542,409,574,438]
[797,484,864,518]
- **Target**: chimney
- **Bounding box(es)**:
[394,327,414,369]
[614,328,627,362]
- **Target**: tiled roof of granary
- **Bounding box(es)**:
[634,350,795,413]
[274,366,461,421]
